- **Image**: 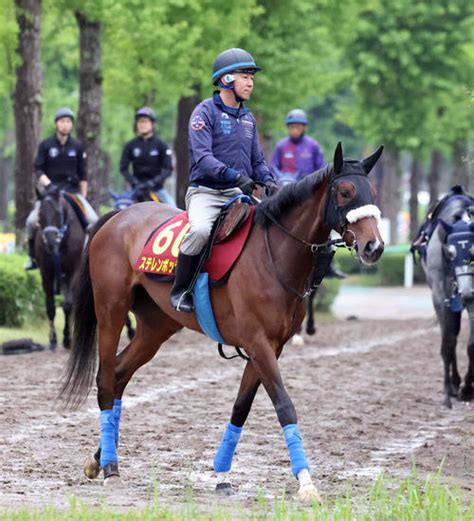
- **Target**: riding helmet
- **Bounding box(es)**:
[212,48,261,85]
[135,106,157,122]
[285,109,308,125]
[54,107,75,122]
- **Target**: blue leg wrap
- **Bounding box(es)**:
[283,424,310,477]
[100,409,117,468]
[213,423,242,473]
[113,399,122,446]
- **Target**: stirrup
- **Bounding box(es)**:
[176,291,194,312]
[25,258,38,271]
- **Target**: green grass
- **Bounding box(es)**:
[0,471,472,520]
[0,308,65,344]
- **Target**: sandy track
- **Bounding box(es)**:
[0,317,472,510]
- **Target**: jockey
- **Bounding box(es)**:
[25,108,98,270]
[119,107,176,207]
[270,109,346,279]
[170,47,277,312]
[270,109,325,182]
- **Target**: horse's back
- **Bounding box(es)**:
[91,202,180,270]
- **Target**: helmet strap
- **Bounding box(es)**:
[218,77,244,104]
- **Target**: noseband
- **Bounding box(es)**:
[260,172,379,300]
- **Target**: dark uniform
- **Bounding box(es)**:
[119,135,174,206]
[35,135,86,192]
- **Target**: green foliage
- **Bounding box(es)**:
[343,0,474,155]
[0,0,18,98]
[315,277,341,312]
[0,254,45,326]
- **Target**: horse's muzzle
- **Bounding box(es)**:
[456,266,474,301]
[361,238,384,264]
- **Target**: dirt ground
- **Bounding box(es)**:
[0,316,473,511]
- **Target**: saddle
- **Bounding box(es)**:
[134,196,253,283]
[63,192,89,230]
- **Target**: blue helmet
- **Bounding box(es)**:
[285,109,308,125]
[135,106,157,122]
[212,48,261,86]
[54,107,75,122]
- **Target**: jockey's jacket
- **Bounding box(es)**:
[188,91,275,189]
[270,135,326,180]
[35,135,86,192]
[120,134,172,189]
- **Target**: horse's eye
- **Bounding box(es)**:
[341,190,351,199]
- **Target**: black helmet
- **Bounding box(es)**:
[285,109,308,125]
[212,48,261,86]
[135,106,157,122]
[54,107,75,122]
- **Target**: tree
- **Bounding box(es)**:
[12,0,42,237]
[344,0,474,242]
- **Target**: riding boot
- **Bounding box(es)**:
[25,238,38,270]
[170,252,201,313]
[325,260,346,279]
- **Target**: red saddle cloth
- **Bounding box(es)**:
[134,207,254,282]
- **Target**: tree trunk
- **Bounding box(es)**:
[378,148,401,244]
[451,139,470,192]
[428,149,442,205]
[75,11,102,209]
[0,128,14,221]
[409,156,422,241]
[12,0,42,237]
[175,92,200,210]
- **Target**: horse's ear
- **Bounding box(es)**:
[362,145,384,175]
[334,142,343,175]
[439,219,453,235]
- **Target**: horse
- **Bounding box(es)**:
[34,186,87,350]
[60,143,384,501]
[417,188,474,408]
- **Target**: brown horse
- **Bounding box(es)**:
[61,143,384,501]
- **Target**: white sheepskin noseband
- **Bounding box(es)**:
[346,204,381,225]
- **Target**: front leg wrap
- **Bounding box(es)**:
[283,424,310,477]
[213,423,242,472]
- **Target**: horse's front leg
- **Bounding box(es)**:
[460,302,474,401]
[42,272,57,351]
[250,340,319,501]
[440,309,461,408]
[62,281,73,349]
[306,291,317,336]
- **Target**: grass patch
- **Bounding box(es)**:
[0,308,65,344]
[0,471,472,520]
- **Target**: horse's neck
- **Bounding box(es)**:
[266,180,330,290]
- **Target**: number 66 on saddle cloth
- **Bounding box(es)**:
[134,202,254,284]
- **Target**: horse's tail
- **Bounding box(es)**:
[59,210,121,408]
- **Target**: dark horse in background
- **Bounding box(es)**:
[61,143,384,501]
[34,186,87,350]
[415,187,474,408]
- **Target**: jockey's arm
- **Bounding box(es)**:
[79,180,88,197]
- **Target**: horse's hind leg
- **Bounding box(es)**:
[85,289,181,481]
[460,303,474,401]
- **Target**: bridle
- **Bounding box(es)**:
[40,191,69,294]
[258,172,374,300]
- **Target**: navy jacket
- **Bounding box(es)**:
[120,135,172,189]
[188,92,274,189]
[35,135,85,192]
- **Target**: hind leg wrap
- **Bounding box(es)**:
[100,409,117,468]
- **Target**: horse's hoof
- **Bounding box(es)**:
[103,463,120,486]
[291,334,305,346]
[459,386,473,402]
[306,325,316,336]
[84,455,101,479]
[442,396,453,409]
[296,483,321,503]
[215,482,234,496]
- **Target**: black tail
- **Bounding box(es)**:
[59,210,121,408]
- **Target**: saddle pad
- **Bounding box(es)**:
[134,207,254,282]
[63,192,88,230]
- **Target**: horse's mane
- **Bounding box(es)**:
[254,165,332,225]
